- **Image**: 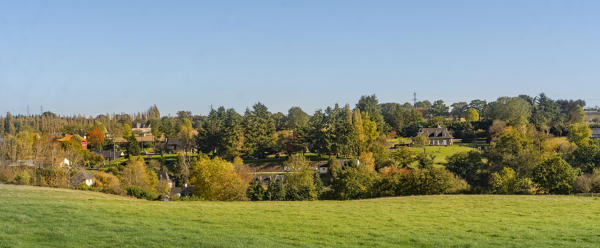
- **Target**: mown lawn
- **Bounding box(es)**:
[409,143,476,165]
[1,184,600,248]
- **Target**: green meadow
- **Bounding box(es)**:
[1,184,600,248]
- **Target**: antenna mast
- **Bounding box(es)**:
[413,92,417,108]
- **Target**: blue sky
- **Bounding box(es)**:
[1,1,599,116]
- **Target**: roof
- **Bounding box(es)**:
[416,126,453,139]
[57,134,85,142]
[158,169,171,182]
[94,150,124,159]
[166,138,183,146]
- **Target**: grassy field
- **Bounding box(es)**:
[409,142,477,165]
[2,184,600,247]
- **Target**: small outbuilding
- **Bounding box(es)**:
[71,170,94,187]
[319,164,329,174]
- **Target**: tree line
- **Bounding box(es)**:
[1,93,600,201]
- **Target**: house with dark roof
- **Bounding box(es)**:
[414,125,454,146]
[94,150,124,160]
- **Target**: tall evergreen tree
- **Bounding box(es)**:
[243,103,276,158]
[356,95,387,133]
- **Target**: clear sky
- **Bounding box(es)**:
[1,1,599,116]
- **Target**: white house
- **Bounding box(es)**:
[71,171,94,187]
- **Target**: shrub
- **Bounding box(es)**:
[121,157,157,193]
[490,167,520,194]
[265,179,285,201]
[246,178,266,201]
[397,168,455,195]
[282,154,317,201]
[126,186,158,200]
[448,175,470,194]
[332,166,377,200]
[34,166,68,188]
[575,170,600,193]
[15,169,31,185]
[94,171,123,195]
[532,157,577,194]
[574,175,593,193]
[374,172,402,197]
[327,158,342,180]
[416,153,434,169]
[0,166,16,183]
[446,151,488,188]
[77,182,93,190]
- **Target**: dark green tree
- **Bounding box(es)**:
[446,151,488,187]
[125,135,141,157]
[265,179,286,200]
[287,106,309,131]
[532,157,577,194]
[243,103,276,158]
[356,95,388,133]
[246,178,266,201]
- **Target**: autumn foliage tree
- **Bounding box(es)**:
[87,127,105,150]
[190,155,247,200]
[121,157,158,199]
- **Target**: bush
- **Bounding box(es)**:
[246,178,266,201]
[282,154,317,201]
[416,153,434,169]
[94,171,124,195]
[0,166,16,183]
[397,168,455,195]
[33,166,69,188]
[15,169,31,185]
[490,167,520,194]
[446,151,488,188]
[448,175,470,194]
[126,185,158,200]
[265,179,285,201]
[532,157,577,194]
[574,171,600,193]
[332,166,377,200]
[574,175,593,193]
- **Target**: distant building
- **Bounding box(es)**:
[415,125,453,146]
[114,123,165,145]
[158,169,173,189]
[592,128,600,139]
[319,164,329,174]
[171,183,195,198]
[165,138,184,153]
[71,170,94,187]
[94,150,124,160]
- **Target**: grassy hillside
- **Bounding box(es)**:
[1,184,600,248]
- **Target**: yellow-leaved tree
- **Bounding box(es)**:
[190,155,247,201]
[121,157,158,199]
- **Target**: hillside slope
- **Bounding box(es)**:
[1,184,599,247]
